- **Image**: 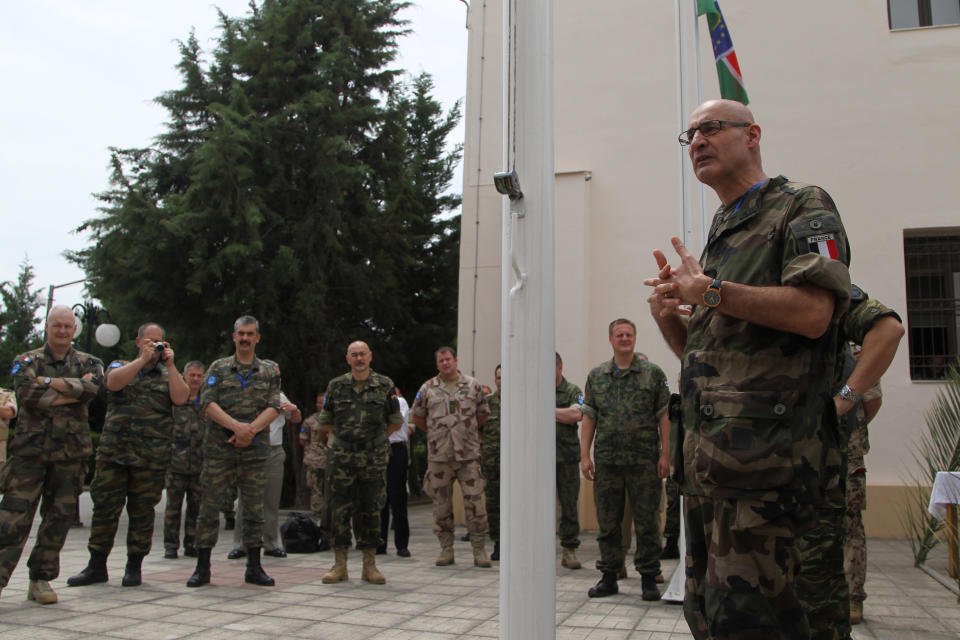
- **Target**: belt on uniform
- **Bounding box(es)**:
[390,442,407,449]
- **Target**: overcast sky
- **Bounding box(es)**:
[0,0,468,316]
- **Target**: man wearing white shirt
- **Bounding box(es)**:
[378,388,412,557]
[228,390,300,558]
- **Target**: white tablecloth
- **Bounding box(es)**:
[928,471,960,519]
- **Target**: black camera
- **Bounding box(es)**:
[154,342,166,362]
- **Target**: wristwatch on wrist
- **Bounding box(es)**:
[837,384,859,402]
[702,278,723,308]
[43,377,52,385]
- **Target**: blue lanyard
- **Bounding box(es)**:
[732,179,768,215]
[237,371,254,389]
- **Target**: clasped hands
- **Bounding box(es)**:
[227,420,258,448]
[644,236,711,316]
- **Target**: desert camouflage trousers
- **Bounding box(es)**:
[844,469,867,603]
[305,465,326,522]
[88,460,165,556]
[0,456,84,586]
[195,443,266,549]
[425,459,487,549]
[327,450,386,550]
[683,495,813,640]
[164,471,202,552]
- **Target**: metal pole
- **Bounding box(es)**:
[499,0,555,636]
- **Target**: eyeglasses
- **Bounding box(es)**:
[678,120,751,146]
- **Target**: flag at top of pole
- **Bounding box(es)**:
[696,0,749,105]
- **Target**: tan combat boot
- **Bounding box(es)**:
[473,546,492,568]
[435,546,455,566]
[850,600,863,625]
[561,548,581,570]
[361,548,386,584]
[27,580,58,605]
[321,548,349,583]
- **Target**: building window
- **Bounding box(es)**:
[903,230,960,380]
[889,0,960,29]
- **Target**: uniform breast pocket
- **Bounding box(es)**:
[693,389,797,492]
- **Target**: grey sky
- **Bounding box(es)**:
[0,0,467,315]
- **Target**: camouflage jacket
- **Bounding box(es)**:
[200,355,282,457]
[481,390,500,462]
[9,345,103,461]
[583,356,670,466]
[169,395,206,475]
[0,388,16,442]
[99,360,176,469]
[679,176,851,505]
[300,413,328,469]
[555,377,583,463]
[412,373,490,462]
[317,371,401,466]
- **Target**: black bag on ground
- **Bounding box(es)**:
[281,512,320,553]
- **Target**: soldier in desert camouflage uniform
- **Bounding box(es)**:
[480,365,501,560]
[0,388,16,466]
[646,99,852,639]
[580,320,670,601]
[796,286,902,637]
[187,315,282,588]
[318,341,401,585]
[554,353,585,570]
[68,322,188,589]
[0,306,103,604]
[163,361,207,559]
[411,346,491,568]
[299,393,328,530]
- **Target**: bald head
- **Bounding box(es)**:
[346,341,372,380]
[686,99,766,205]
[46,305,77,354]
[47,305,75,325]
[691,99,755,124]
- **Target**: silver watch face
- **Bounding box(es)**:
[703,289,721,307]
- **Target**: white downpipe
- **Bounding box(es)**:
[499,0,556,636]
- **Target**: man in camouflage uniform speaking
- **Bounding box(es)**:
[0,305,103,604]
[411,346,491,568]
[163,361,207,559]
[645,99,852,639]
[69,322,188,589]
[187,315,282,588]
[318,341,401,585]
[580,319,670,602]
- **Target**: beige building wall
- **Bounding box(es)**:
[456,1,960,536]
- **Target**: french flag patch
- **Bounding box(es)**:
[808,234,839,259]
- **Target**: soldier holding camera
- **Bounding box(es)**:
[69,322,188,588]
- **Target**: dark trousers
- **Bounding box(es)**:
[379,442,410,551]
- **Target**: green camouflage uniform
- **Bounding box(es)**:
[411,373,490,550]
[88,360,175,556]
[678,176,851,640]
[164,395,206,553]
[0,346,103,587]
[583,355,670,576]
[797,287,899,640]
[555,377,583,549]
[195,356,282,549]
[300,413,328,523]
[317,372,401,550]
[664,394,682,541]
[480,391,500,543]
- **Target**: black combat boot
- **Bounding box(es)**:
[660,537,680,560]
[587,571,619,598]
[122,554,144,586]
[186,548,211,587]
[244,547,275,586]
[641,574,661,601]
[490,541,500,561]
[67,548,109,586]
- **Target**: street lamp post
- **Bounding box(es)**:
[71,301,120,351]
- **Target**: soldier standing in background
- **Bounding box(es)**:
[0,306,103,604]
[163,361,207,559]
[68,322,188,589]
[480,365,501,560]
[411,346,491,568]
[319,341,401,585]
[554,353,584,570]
[580,319,670,602]
[0,387,16,465]
[187,315,282,588]
[299,393,329,547]
[378,387,413,557]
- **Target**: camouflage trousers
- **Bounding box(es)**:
[481,454,500,543]
[664,477,680,540]
[594,462,660,576]
[844,470,867,602]
[557,460,580,549]
[0,456,84,586]
[425,459,488,549]
[163,471,202,552]
[327,450,386,550]
[305,465,326,522]
[88,460,165,556]
[195,445,267,549]
[797,503,849,640]
[683,495,813,640]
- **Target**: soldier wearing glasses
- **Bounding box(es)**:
[646,99,851,639]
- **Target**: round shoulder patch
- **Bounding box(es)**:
[206,375,218,387]
[10,363,21,376]
[108,361,123,369]
[850,284,866,301]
